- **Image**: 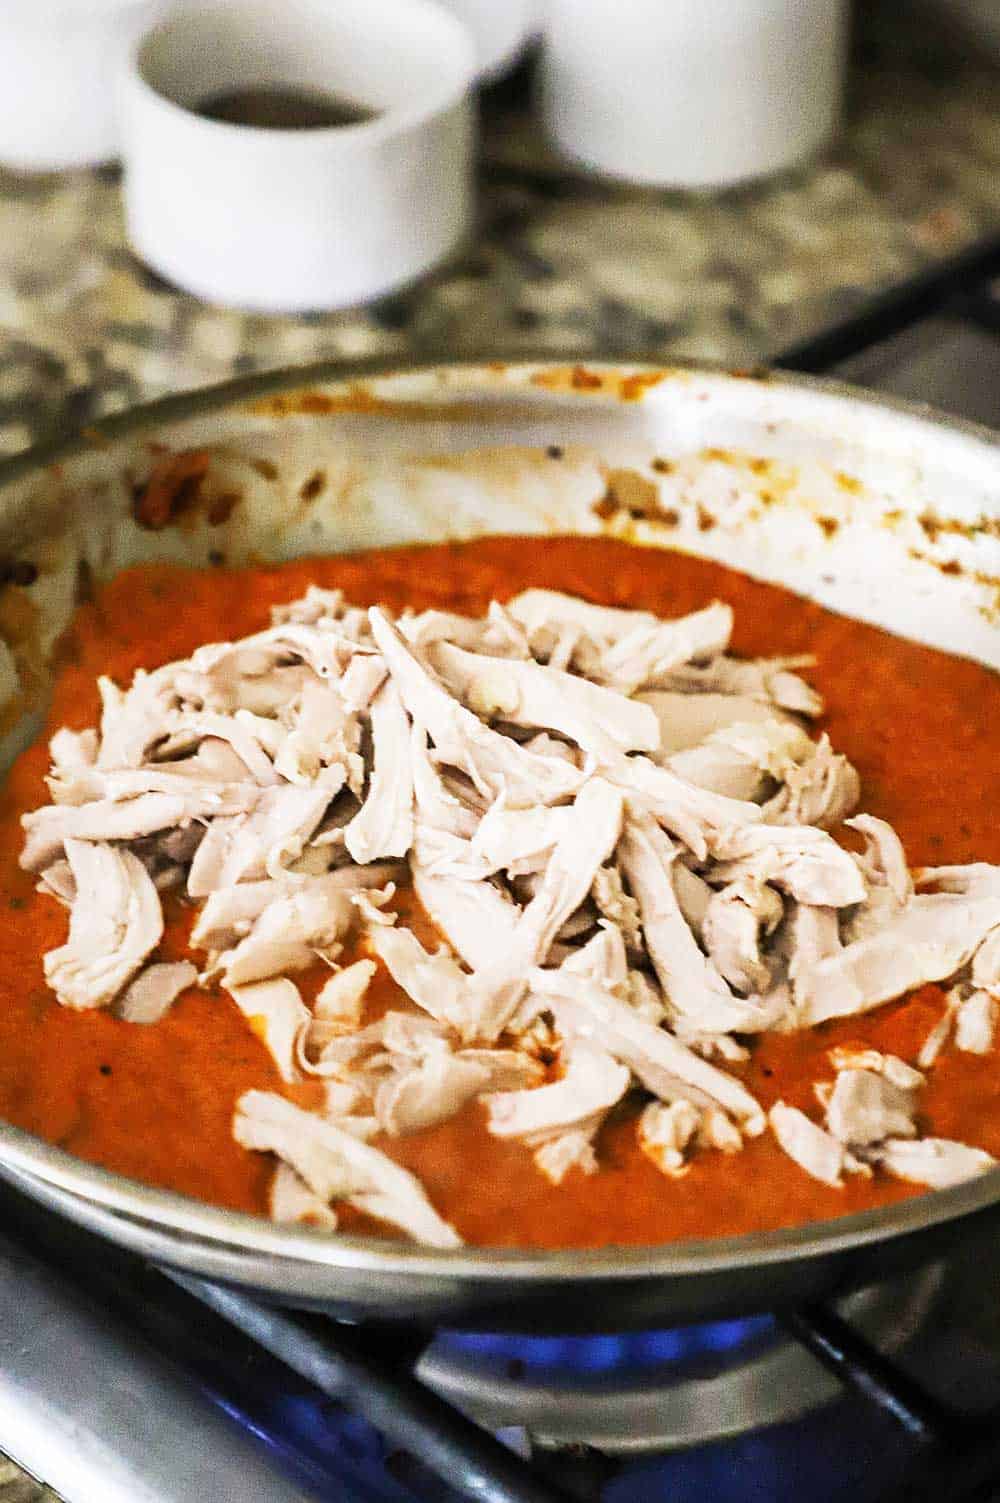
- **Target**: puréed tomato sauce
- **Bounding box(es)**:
[0,536,997,1247]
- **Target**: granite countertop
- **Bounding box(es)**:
[2,4,1000,459]
[2,4,1000,1501]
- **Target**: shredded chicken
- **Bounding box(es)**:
[344,680,413,864]
[368,608,583,807]
[43,840,163,1010]
[537,970,765,1135]
[620,814,779,1036]
[429,640,660,761]
[769,1102,865,1188]
[762,734,860,828]
[955,989,997,1055]
[638,691,793,757]
[24,579,1000,1241]
[227,978,309,1083]
[270,1163,340,1229]
[796,894,1000,1027]
[671,718,814,803]
[702,879,782,996]
[216,878,354,987]
[116,961,197,1024]
[234,1090,461,1247]
[865,1138,996,1189]
[638,1099,703,1177]
[710,825,866,908]
[485,1042,630,1143]
[823,1069,918,1147]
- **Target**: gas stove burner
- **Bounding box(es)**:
[416,1266,946,1451]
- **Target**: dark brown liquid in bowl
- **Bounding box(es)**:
[0,536,997,1248]
[196,87,378,130]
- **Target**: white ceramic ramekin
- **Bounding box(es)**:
[437,0,541,80]
[0,0,169,171]
[542,0,849,189]
[120,0,476,312]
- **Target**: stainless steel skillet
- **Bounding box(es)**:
[0,357,997,1333]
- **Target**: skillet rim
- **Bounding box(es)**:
[0,351,998,1285]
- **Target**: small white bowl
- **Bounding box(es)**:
[120,0,477,312]
[0,0,169,172]
[542,0,849,189]
[437,0,542,81]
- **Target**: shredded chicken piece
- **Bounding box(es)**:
[411,868,520,970]
[485,1040,627,1182]
[466,802,576,880]
[507,588,659,640]
[537,970,765,1135]
[270,1163,339,1229]
[376,1049,492,1136]
[972,927,1000,992]
[116,961,197,1024]
[620,814,777,1035]
[796,894,1000,1027]
[826,1047,924,1091]
[638,1099,702,1177]
[865,1137,996,1189]
[369,608,582,807]
[533,1131,600,1185]
[663,655,823,718]
[429,640,660,761]
[49,726,98,772]
[769,1102,865,1187]
[227,978,308,1083]
[43,839,163,1010]
[914,863,1000,899]
[671,718,813,804]
[344,680,414,864]
[611,753,763,862]
[591,864,643,952]
[784,903,842,1008]
[763,734,860,829]
[400,605,530,659]
[187,785,329,895]
[563,924,629,992]
[297,960,379,1070]
[823,1069,918,1147]
[22,791,251,875]
[271,681,358,791]
[270,586,371,641]
[702,879,782,996]
[918,992,961,1070]
[462,777,624,1042]
[710,825,866,909]
[637,692,793,758]
[955,990,997,1055]
[369,927,471,1030]
[593,603,735,694]
[234,1090,461,1247]
[217,878,354,987]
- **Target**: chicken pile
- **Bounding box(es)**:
[21,584,1000,1246]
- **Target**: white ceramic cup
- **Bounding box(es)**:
[542,0,849,189]
[436,0,541,80]
[120,0,476,312]
[0,0,170,171]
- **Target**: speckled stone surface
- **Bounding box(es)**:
[1,5,1000,459]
